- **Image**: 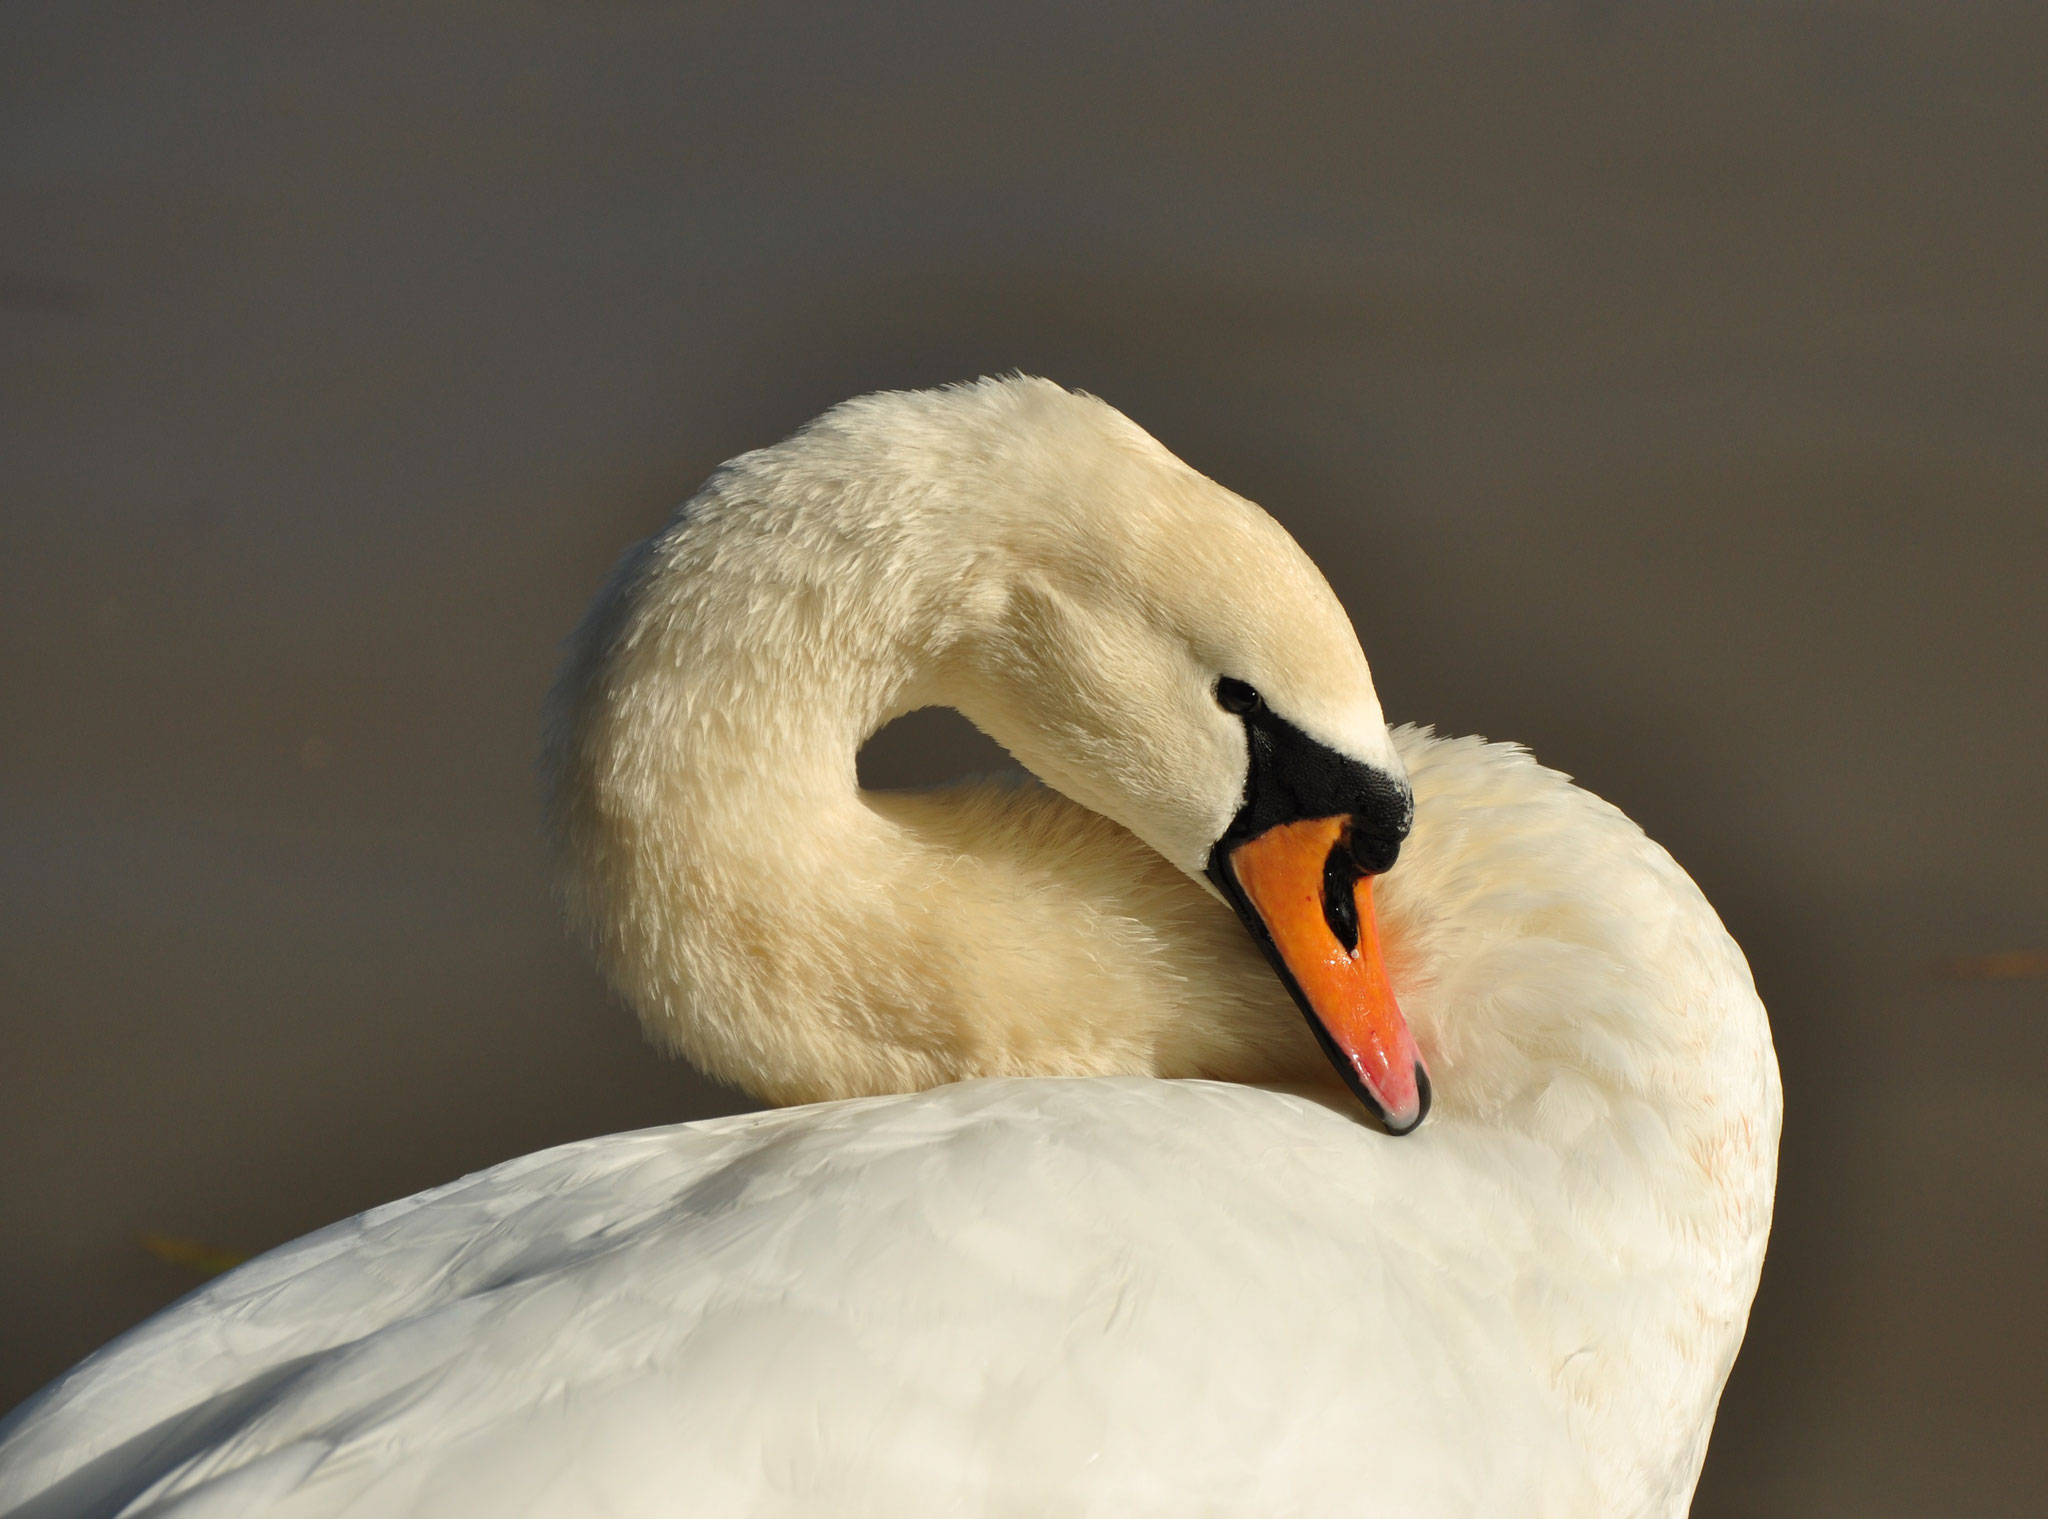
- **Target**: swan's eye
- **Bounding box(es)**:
[1215,677,1262,715]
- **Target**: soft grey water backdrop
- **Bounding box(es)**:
[3,4,2044,1513]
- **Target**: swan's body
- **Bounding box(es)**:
[0,380,1778,1517]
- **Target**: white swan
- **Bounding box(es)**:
[0,378,1779,1518]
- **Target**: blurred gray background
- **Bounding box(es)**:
[3,2,2044,1512]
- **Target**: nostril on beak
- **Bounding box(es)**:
[1349,826,1402,876]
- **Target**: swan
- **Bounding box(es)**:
[0,378,1779,1518]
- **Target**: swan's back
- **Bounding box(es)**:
[0,1078,1591,1519]
[0,723,1775,1519]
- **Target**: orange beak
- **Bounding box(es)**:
[1222,815,1429,1133]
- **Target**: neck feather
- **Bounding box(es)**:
[543,451,1323,1105]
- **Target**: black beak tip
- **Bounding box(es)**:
[1368,1064,1433,1138]
[1380,1063,1432,1137]
[1337,1059,1433,1138]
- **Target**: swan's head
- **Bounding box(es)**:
[923,380,1430,1131]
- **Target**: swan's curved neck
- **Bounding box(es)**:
[545,448,1316,1105]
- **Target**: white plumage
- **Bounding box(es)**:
[0,380,1779,1517]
